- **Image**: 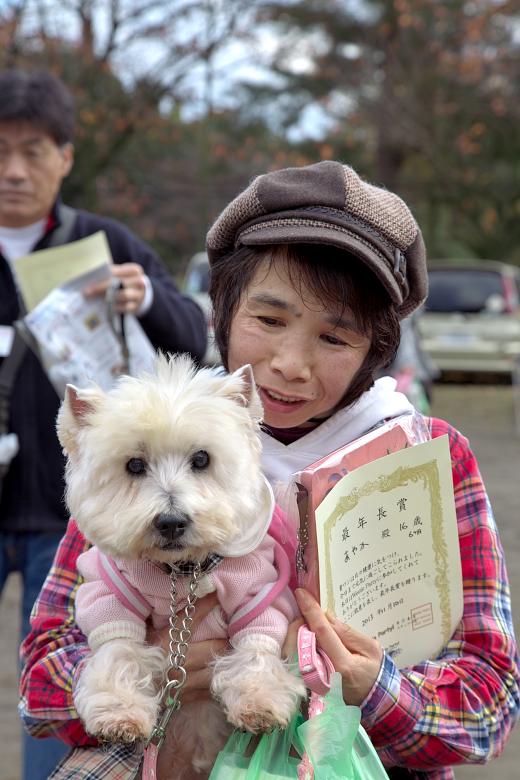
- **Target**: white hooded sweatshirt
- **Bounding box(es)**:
[260,376,414,487]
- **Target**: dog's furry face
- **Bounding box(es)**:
[57,355,265,563]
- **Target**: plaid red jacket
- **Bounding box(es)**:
[19,418,520,780]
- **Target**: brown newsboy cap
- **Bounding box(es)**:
[206,160,428,318]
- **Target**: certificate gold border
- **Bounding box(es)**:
[321,458,452,645]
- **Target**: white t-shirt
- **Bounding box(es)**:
[0,219,46,263]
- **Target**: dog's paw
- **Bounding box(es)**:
[212,646,306,734]
[83,693,158,743]
[73,639,165,744]
[231,707,281,734]
[77,685,160,743]
[224,674,304,733]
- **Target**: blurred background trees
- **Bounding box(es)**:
[1,0,519,274]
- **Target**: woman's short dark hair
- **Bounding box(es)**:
[209,243,401,410]
[0,68,75,145]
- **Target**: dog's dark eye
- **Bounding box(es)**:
[126,457,147,476]
[191,450,210,470]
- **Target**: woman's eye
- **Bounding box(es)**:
[191,450,210,470]
[126,457,147,476]
[323,333,346,346]
[258,316,282,327]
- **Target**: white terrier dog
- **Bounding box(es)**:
[57,355,305,778]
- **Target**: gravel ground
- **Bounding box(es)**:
[1,383,519,780]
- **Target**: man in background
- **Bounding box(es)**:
[0,68,207,780]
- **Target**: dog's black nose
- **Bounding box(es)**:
[153,512,190,542]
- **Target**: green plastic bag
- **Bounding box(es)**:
[208,712,303,779]
[209,673,389,780]
[297,673,390,780]
[208,729,257,780]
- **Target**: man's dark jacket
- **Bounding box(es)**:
[0,202,207,534]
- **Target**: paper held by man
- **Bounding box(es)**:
[14,230,113,312]
[293,420,463,669]
[15,231,156,396]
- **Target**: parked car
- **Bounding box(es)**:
[418,260,520,376]
[183,251,220,365]
[384,312,439,414]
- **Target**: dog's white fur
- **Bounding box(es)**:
[57,355,305,778]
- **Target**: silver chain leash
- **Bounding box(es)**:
[146,562,201,750]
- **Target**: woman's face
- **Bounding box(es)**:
[227,257,371,429]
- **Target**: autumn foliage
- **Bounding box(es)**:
[1,0,519,274]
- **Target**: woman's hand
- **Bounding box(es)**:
[146,592,229,705]
[284,588,384,707]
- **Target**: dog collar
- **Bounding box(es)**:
[170,553,223,577]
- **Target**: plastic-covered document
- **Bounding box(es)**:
[286,413,430,601]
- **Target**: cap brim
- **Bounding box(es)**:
[239,222,405,308]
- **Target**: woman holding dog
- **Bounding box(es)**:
[20,161,520,779]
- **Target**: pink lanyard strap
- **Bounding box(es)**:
[297,623,335,696]
[142,742,159,779]
[297,624,335,780]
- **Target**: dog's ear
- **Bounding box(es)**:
[65,385,95,421]
[230,364,263,421]
[56,384,103,456]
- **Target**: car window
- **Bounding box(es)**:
[185,263,210,294]
[425,270,503,313]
